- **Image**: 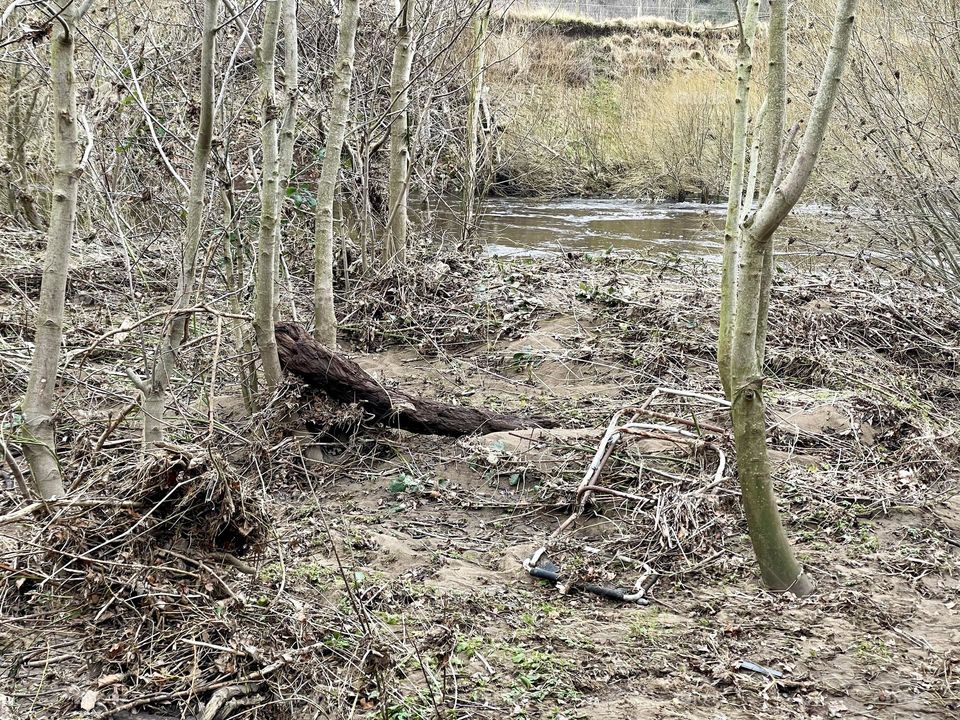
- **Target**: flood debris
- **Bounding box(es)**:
[522,389,727,602]
[3,248,960,718]
[276,321,556,436]
[524,546,657,603]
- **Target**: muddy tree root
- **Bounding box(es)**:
[275,322,556,436]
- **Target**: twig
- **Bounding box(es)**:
[206,316,224,440]
[92,400,139,454]
[656,387,731,408]
[0,498,143,525]
[1,438,31,499]
[157,547,243,602]
[576,485,648,503]
[93,640,329,719]
[64,304,252,369]
[210,552,257,575]
[625,407,727,435]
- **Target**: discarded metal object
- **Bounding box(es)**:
[523,547,656,604]
[735,659,784,679]
[521,387,729,604]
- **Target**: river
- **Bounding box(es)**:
[423,197,865,264]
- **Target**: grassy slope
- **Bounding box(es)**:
[486,13,739,199]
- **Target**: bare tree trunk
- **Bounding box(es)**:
[314,0,360,348]
[4,65,27,222]
[4,65,45,230]
[358,134,374,272]
[3,65,21,218]
[720,0,859,596]
[275,0,298,322]
[461,1,491,241]
[20,0,80,498]
[221,187,256,414]
[717,0,760,399]
[141,0,220,448]
[383,0,416,264]
[277,0,298,191]
[755,0,788,363]
[254,0,284,387]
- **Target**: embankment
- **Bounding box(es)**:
[485,12,739,199]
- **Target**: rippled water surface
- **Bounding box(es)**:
[425,197,861,262]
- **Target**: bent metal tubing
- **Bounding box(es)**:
[522,390,729,603]
[523,546,654,604]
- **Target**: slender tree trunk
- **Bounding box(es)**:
[6,65,45,230]
[278,0,298,189]
[221,187,256,414]
[383,0,416,264]
[4,64,23,220]
[721,0,859,596]
[758,1,787,200]
[755,0,788,363]
[314,0,360,347]
[20,0,80,498]
[254,0,284,387]
[275,0,298,322]
[461,2,490,241]
[359,134,374,272]
[718,0,760,399]
[141,0,220,448]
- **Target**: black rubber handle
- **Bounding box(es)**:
[529,566,632,601]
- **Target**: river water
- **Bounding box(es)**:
[425,197,862,263]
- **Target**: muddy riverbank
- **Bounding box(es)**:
[2,232,958,718]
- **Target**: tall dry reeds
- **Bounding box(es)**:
[486,22,735,198]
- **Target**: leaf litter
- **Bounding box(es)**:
[1,234,959,718]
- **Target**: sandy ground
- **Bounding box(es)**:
[1,233,959,718]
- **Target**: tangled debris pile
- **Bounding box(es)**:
[0,447,330,719]
[335,247,563,353]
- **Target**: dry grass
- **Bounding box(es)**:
[486,24,736,198]
[501,7,737,38]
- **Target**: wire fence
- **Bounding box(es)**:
[509,1,765,24]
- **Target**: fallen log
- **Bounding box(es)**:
[275,322,556,436]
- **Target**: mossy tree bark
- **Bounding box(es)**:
[461,1,491,241]
[314,0,360,348]
[20,0,80,498]
[254,0,284,387]
[141,0,220,449]
[720,0,859,596]
[383,0,416,264]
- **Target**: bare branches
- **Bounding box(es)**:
[751,0,860,240]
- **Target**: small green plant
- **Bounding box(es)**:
[855,638,892,666]
[454,635,485,662]
[258,562,284,583]
[628,609,662,644]
[856,528,880,553]
[388,472,421,494]
[282,562,336,588]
